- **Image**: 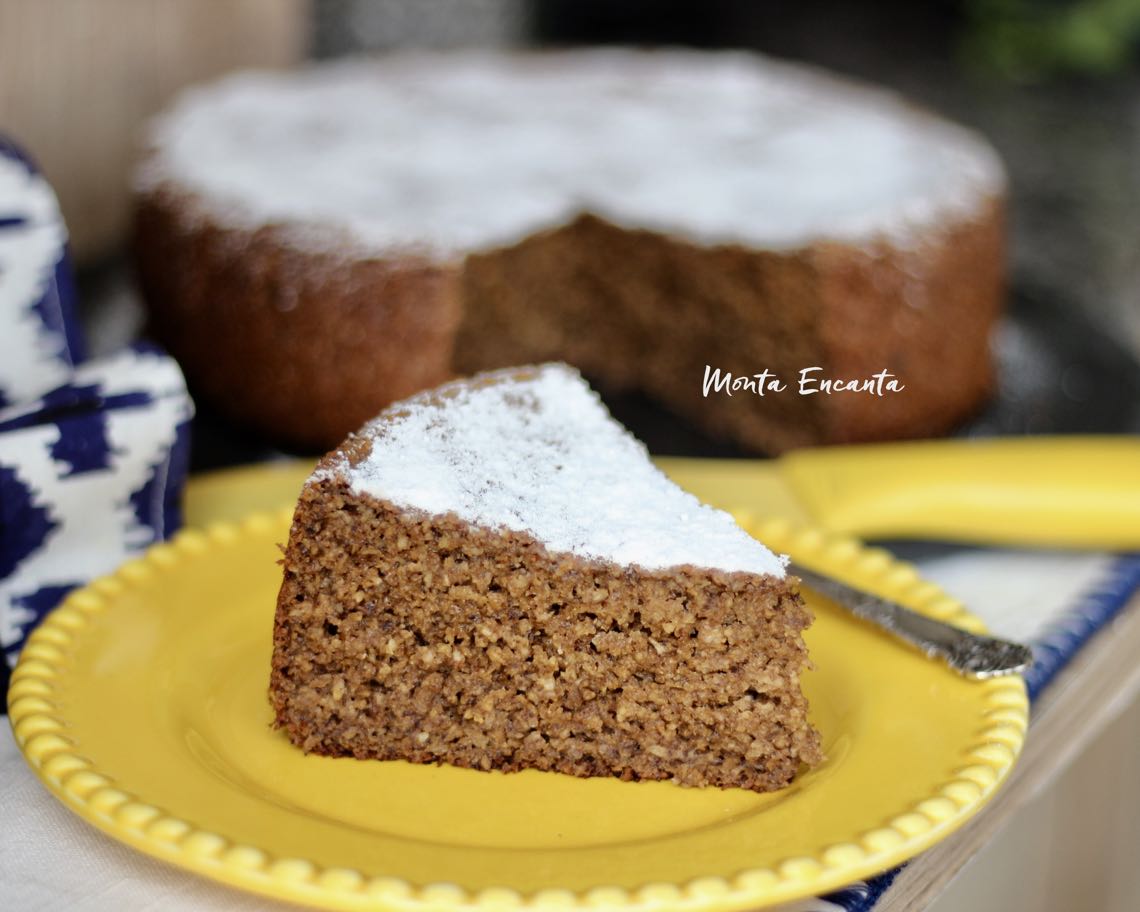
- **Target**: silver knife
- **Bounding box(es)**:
[789,562,1034,678]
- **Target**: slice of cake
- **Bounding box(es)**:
[270,364,822,792]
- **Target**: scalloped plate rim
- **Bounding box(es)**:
[8,506,1028,911]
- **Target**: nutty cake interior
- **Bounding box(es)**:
[271,364,822,792]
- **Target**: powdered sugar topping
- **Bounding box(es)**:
[330,364,786,576]
[139,50,1004,256]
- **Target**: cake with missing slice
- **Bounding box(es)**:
[136,50,1005,453]
[270,364,822,791]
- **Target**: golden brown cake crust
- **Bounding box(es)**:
[133,187,463,450]
[813,198,1005,444]
[271,461,823,793]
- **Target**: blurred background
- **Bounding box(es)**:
[2,0,1139,456]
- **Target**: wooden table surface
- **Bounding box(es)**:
[879,590,1140,911]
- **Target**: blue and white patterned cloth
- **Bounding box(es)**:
[0,136,84,408]
[0,135,193,675]
[0,345,193,668]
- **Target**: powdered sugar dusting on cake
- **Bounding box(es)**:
[139,50,1004,256]
[332,364,787,576]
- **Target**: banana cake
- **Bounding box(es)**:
[270,364,822,792]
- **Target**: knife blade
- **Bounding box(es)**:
[788,560,1033,677]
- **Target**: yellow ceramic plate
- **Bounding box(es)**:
[9,507,1027,911]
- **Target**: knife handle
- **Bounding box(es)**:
[780,437,1140,549]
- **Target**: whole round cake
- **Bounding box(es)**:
[134,50,1006,452]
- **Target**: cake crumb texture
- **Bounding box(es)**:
[272,485,822,792]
